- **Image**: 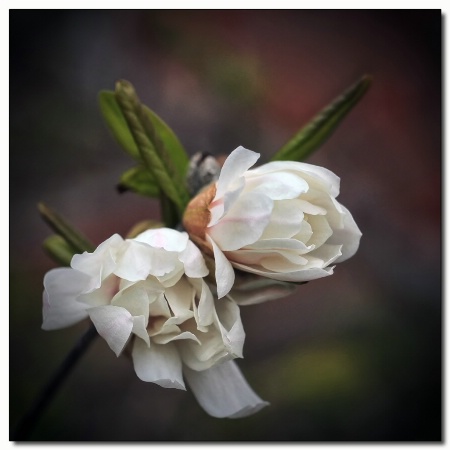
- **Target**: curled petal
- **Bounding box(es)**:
[184,360,269,418]
[42,268,90,330]
[207,235,235,299]
[214,146,260,201]
[132,339,185,390]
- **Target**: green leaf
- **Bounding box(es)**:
[38,202,95,253]
[99,91,190,178]
[43,235,78,266]
[143,105,189,179]
[99,91,140,160]
[114,80,191,218]
[271,75,372,162]
[118,165,160,198]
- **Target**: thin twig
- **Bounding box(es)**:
[12,325,98,441]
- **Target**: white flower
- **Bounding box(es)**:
[42,228,268,418]
[183,146,362,299]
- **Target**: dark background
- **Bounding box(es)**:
[10,10,441,441]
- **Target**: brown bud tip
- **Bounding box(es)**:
[182,183,217,255]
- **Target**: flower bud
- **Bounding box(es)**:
[183,145,362,299]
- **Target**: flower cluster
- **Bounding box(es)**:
[42,146,361,418]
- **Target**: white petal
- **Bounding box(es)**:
[306,215,333,248]
[214,146,260,201]
[114,241,179,282]
[164,277,195,317]
[132,315,150,346]
[78,274,119,308]
[42,268,90,330]
[113,240,153,282]
[232,261,335,283]
[215,297,245,359]
[208,192,273,251]
[190,278,215,329]
[306,243,343,267]
[134,227,189,252]
[111,283,150,321]
[207,235,235,299]
[71,234,124,290]
[245,237,312,254]
[184,360,269,418]
[249,160,340,198]
[327,204,362,262]
[132,339,185,390]
[261,200,305,239]
[88,305,133,356]
[260,253,308,272]
[178,240,209,278]
[244,171,308,200]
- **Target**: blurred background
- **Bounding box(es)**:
[10,10,441,441]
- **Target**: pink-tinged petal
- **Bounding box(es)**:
[88,305,133,357]
[214,146,260,201]
[134,228,189,253]
[184,360,269,418]
[327,204,362,262]
[42,268,90,330]
[244,171,308,200]
[206,235,235,299]
[132,339,185,390]
[208,192,273,251]
[179,240,209,278]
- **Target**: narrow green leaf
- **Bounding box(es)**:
[99,91,190,178]
[271,75,372,162]
[114,80,191,217]
[38,202,95,253]
[118,166,160,198]
[143,105,189,179]
[43,235,78,266]
[99,91,140,160]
